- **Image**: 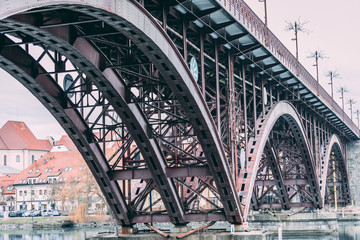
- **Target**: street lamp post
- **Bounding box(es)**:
[326,70,340,98]
[259,0,268,26]
[348,99,356,121]
[285,18,309,60]
[338,87,348,111]
[355,110,360,128]
[308,50,326,96]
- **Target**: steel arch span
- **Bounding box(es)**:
[320,134,351,206]
[0,0,242,224]
[0,0,355,227]
[241,101,322,218]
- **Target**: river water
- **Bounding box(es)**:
[0,227,113,240]
[281,222,360,239]
[0,223,360,240]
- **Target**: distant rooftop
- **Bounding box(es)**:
[55,135,77,151]
[0,121,50,151]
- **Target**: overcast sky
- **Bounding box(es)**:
[0,0,360,139]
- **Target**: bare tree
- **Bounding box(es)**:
[46,181,61,210]
[325,70,340,98]
[285,18,310,60]
[338,87,349,111]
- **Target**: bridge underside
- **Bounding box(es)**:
[0,0,355,225]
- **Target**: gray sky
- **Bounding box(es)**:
[1,0,360,139]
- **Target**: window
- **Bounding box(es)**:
[19,180,23,184]
[16,155,20,162]
[59,177,66,182]
[39,190,42,195]
[44,190,47,195]
[31,190,34,196]
[3,155,6,166]
[36,169,40,173]
[28,179,32,184]
[65,167,72,172]
[28,169,33,174]
[32,155,35,164]
[24,191,27,196]
[19,191,22,196]
[45,168,52,173]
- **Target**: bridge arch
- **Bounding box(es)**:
[320,134,351,206]
[242,101,322,218]
[0,0,243,223]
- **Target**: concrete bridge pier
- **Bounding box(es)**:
[346,140,360,206]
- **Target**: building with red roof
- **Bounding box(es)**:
[0,121,53,174]
[13,148,106,213]
[51,135,77,152]
[0,175,16,212]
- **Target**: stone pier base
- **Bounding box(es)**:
[347,140,360,207]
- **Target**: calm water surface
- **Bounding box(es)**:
[281,222,360,239]
[1,223,360,240]
[0,227,113,240]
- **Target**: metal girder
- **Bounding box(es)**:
[0,19,186,225]
[320,134,351,205]
[242,101,322,219]
[0,0,243,224]
[0,0,355,225]
[262,142,291,209]
[110,166,211,180]
[131,213,226,223]
[255,179,308,186]
[0,36,132,225]
[100,0,243,224]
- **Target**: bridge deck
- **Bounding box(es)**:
[173,0,359,140]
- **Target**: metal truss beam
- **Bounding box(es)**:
[110,166,211,180]
[0,36,131,225]
[242,101,322,219]
[1,19,186,225]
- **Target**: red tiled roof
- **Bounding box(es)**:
[56,135,77,151]
[0,135,7,150]
[0,175,17,195]
[38,139,53,151]
[14,150,86,185]
[0,121,46,150]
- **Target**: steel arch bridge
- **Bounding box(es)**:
[0,0,357,226]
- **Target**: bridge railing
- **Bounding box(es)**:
[220,0,359,137]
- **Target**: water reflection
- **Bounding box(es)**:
[281,222,360,240]
[2,223,360,240]
[0,228,111,240]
